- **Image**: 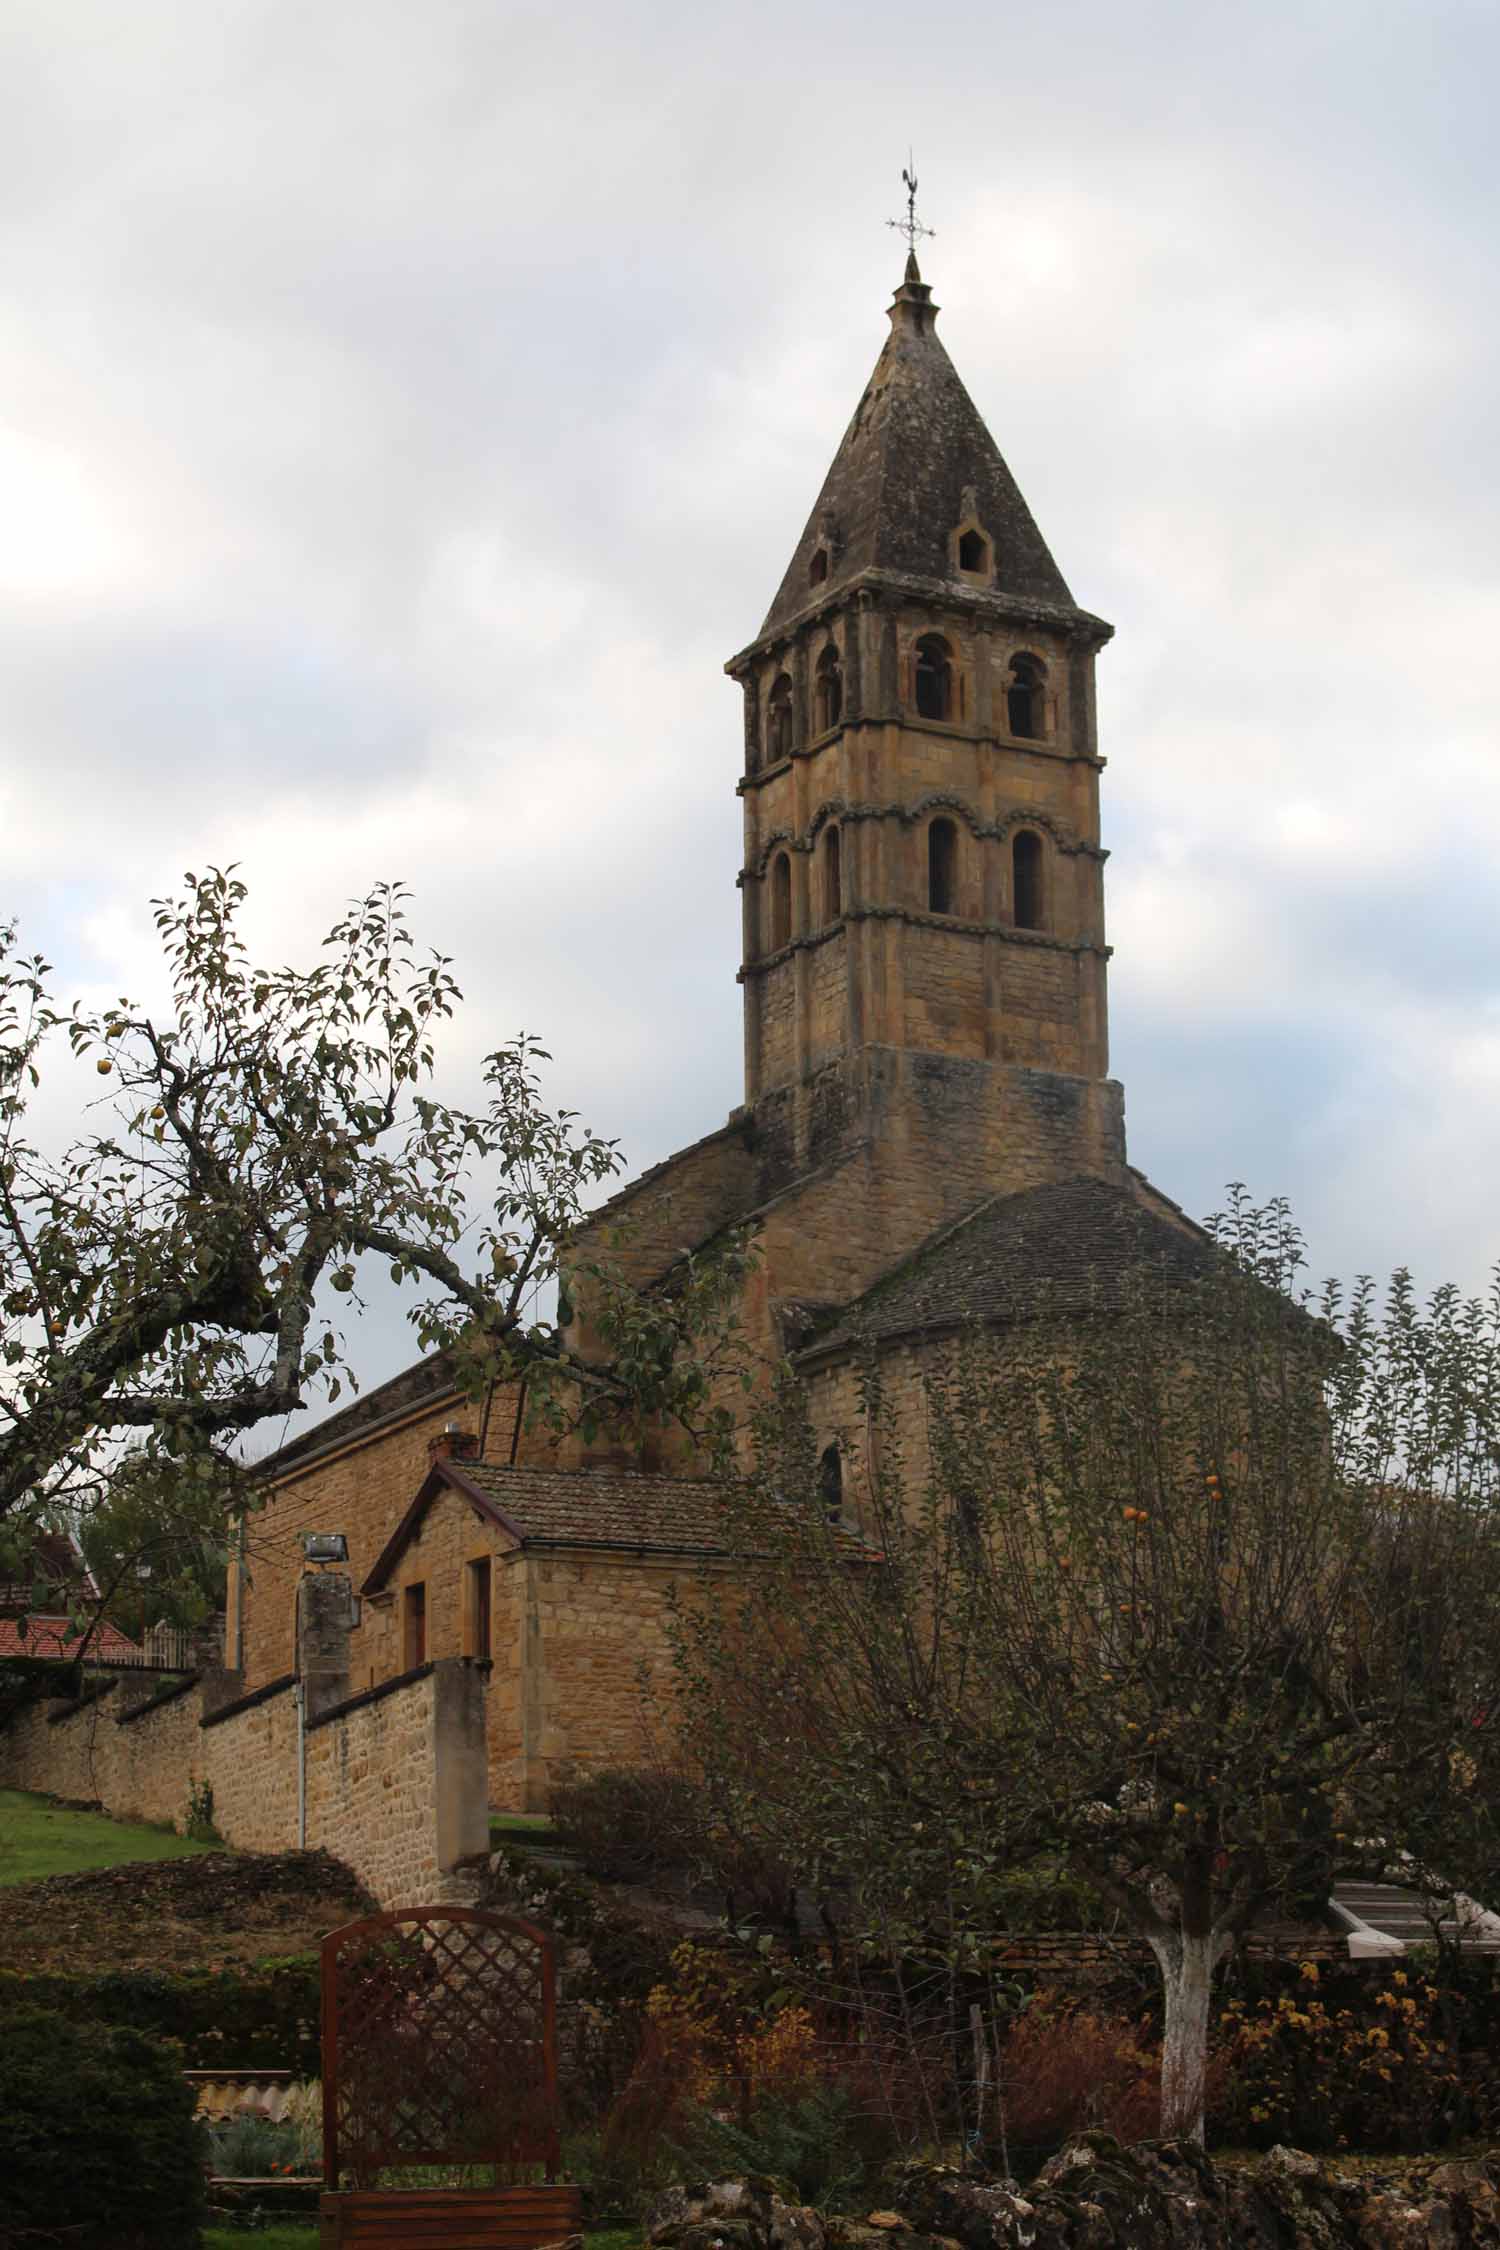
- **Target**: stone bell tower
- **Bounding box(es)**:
[724,252,1127,1230]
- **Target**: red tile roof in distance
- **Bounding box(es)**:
[0,1614,142,1662]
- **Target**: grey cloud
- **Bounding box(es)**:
[3,0,1497,1404]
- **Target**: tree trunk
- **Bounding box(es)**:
[1148,1925,1218,2143]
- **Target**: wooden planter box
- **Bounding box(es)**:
[319,2183,582,2247]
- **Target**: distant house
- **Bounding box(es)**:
[0,1528,143,1668]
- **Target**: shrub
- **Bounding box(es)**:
[184,1776,221,1843]
[1214,1961,1482,2152]
[206,2107,318,2179]
[671,2083,890,2211]
[550,1764,709,1886]
[549,1764,802,1926]
[0,2005,206,2249]
[996,1992,1164,2161]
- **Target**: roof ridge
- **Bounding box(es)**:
[471,1460,724,1490]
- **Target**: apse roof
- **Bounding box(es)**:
[797,1175,1216,1362]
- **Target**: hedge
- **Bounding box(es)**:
[0,1952,322,2074]
[0,2005,207,2249]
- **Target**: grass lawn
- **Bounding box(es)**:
[0,1788,219,1885]
[205,2230,319,2250]
[490,1811,554,1840]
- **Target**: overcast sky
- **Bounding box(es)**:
[2,0,1496,1404]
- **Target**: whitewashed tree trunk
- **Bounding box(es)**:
[1148,1924,1221,2143]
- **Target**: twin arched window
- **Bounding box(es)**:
[768,819,1043,947]
[914,634,954,722]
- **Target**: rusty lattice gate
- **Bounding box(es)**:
[319,1907,582,2248]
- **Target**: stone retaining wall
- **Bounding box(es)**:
[0,1576,487,1908]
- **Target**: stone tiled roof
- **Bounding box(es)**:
[362,1460,735,1592]
[799,1175,1216,1361]
[364,1456,879,1592]
[457,1462,733,1555]
[758,258,1107,642]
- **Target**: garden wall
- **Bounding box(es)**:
[0,1576,487,1909]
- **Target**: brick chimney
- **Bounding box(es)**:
[428,1419,479,1467]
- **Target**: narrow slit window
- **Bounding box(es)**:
[770,851,792,951]
[1007,653,1045,739]
[809,547,829,585]
[466,1557,492,1661]
[914,635,953,721]
[403,1581,426,1670]
[768,674,794,761]
[1013,829,1044,930]
[928,818,957,914]
[815,644,843,731]
[822,825,842,922]
[818,1444,843,1521]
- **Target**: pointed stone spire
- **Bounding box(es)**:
[758,258,1100,641]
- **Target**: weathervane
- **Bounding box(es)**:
[886,157,935,258]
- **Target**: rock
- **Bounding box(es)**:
[827,2223,935,2250]
[644,2177,825,2250]
[771,2197,828,2250]
[647,2153,1500,2250]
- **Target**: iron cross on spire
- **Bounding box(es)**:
[886,158,935,258]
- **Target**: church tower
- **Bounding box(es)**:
[725,252,1126,1244]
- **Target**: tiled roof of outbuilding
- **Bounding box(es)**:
[362,1460,736,1593]
[799,1175,1216,1362]
[458,1462,733,1555]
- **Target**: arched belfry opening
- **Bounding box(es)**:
[914,635,953,722]
[1013,829,1044,930]
[769,851,792,951]
[822,824,842,922]
[1007,653,1046,739]
[928,817,958,915]
[768,674,794,762]
[816,644,843,732]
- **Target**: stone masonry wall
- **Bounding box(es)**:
[513,1552,723,1811]
[0,1647,487,1909]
